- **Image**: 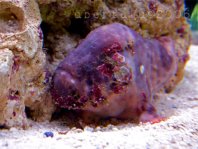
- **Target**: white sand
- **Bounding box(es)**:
[0,45,198,149]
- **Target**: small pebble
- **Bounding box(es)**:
[172,105,177,109]
[44,131,54,138]
[95,126,102,131]
[56,137,62,140]
[84,127,94,132]
[10,127,18,132]
[112,127,119,131]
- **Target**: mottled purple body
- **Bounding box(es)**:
[51,23,177,122]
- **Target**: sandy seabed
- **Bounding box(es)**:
[0,45,197,149]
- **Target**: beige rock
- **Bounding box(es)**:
[0,0,54,128]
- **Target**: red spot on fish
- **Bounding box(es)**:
[103,42,122,55]
[112,52,125,63]
[97,63,114,77]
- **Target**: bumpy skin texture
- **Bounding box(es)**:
[51,23,177,122]
[39,0,191,92]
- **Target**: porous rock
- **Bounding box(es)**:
[0,0,55,128]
